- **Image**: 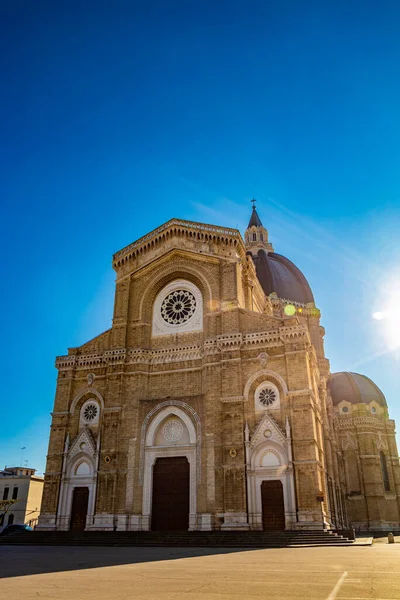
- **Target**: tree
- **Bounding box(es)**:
[0,499,17,524]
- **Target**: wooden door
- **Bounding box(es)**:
[261,480,285,531]
[151,457,190,531]
[70,487,89,531]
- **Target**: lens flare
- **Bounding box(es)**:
[284,304,296,316]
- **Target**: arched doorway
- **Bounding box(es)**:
[245,414,296,530]
[151,457,190,530]
[139,403,200,531]
[261,480,285,530]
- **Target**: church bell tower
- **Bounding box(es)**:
[245,199,273,254]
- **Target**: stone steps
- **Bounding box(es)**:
[0,530,354,547]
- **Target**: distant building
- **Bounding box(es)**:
[0,467,44,531]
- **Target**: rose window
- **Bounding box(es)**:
[258,388,277,407]
[83,403,98,421]
[162,419,184,442]
[161,290,196,325]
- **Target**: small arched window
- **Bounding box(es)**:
[260,233,264,241]
[2,487,9,500]
[380,451,390,491]
[252,233,257,241]
[7,514,14,525]
[80,399,100,427]
[12,487,18,500]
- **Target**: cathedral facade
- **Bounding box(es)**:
[38,207,400,532]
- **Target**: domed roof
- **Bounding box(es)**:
[328,372,387,406]
[250,249,314,304]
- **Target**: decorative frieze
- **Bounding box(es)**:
[334,416,385,429]
[220,396,244,404]
[56,324,313,372]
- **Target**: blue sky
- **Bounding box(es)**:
[1,1,400,474]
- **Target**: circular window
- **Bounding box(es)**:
[254,381,280,411]
[342,406,349,413]
[83,403,98,422]
[371,406,377,414]
[153,280,203,335]
[259,388,277,407]
[162,419,184,442]
[161,290,196,325]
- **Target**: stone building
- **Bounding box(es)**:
[0,467,44,531]
[38,206,400,532]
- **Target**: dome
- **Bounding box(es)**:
[328,372,387,407]
[250,249,314,304]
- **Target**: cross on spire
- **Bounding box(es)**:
[251,198,257,209]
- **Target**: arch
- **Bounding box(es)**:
[146,406,196,446]
[244,369,288,402]
[137,260,215,322]
[74,460,92,476]
[80,398,100,426]
[259,448,281,467]
[139,400,201,485]
[68,452,95,478]
[251,440,288,471]
[70,388,104,415]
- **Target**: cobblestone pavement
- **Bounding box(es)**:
[1,543,400,599]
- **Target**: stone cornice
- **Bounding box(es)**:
[113,218,245,270]
[334,416,386,429]
[55,325,310,371]
[220,396,244,403]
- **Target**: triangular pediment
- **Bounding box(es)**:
[68,427,97,459]
[250,413,286,449]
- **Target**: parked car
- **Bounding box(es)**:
[0,524,33,535]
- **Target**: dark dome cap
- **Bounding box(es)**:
[328,372,387,406]
[250,249,314,304]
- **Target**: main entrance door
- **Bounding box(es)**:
[70,487,89,531]
[261,480,285,531]
[151,457,190,531]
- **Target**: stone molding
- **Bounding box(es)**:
[250,413,287,449]
[113,218,243,265]
[334,416,385,429]
[56,326,311,371]
[70,388,105,415]
[287,388,315,398]
[220,396,244,403]
[243,368,289,402]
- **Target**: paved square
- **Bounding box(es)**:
[1,544,400,600]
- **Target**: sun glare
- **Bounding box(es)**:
[372,281,400,352]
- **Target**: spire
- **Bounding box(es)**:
[245,199,273,254]
[248,199,263,228]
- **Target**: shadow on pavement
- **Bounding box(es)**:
[0,545,262,580]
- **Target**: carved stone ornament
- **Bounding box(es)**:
[258,352,269,368]
[229,448,237,458]
[87,373,95,386]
